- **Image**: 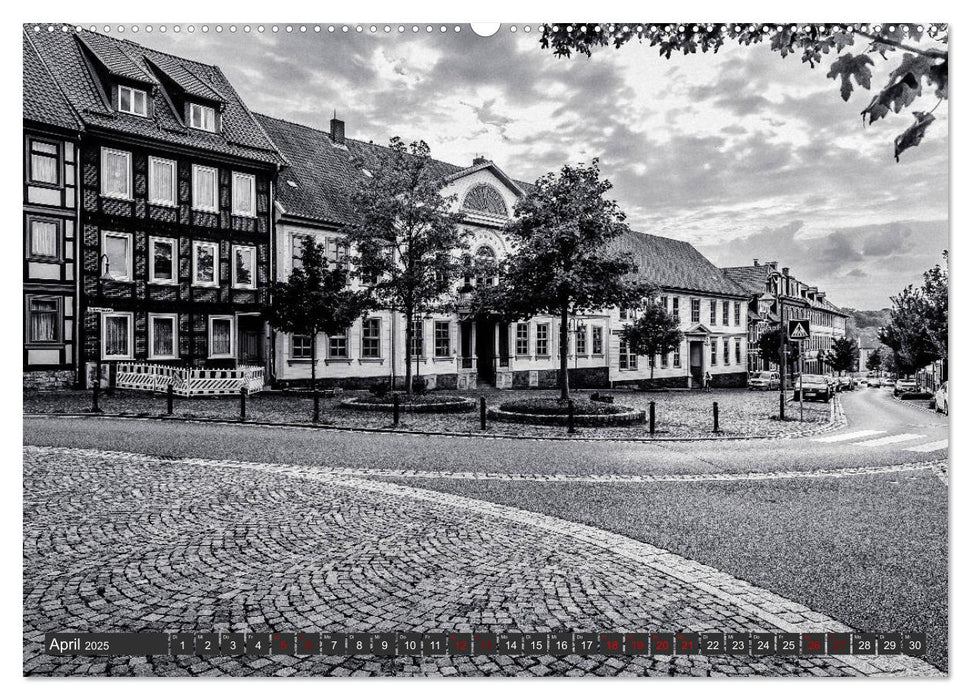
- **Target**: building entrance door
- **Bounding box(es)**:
[237,316,263,366]
[689,340,704,388]
[475,319,496,385]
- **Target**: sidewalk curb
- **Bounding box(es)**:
[24,398,845,445]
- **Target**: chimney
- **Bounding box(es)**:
[330,112,345,145]
[472,155,488,166]
[753,258,760,266]
[767,261,778,270]
[782,267,790,277]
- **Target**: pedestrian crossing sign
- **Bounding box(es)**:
[788,319,810,340]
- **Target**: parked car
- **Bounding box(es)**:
[933,382,948,415]
[866,375,882,388]
[749,371,781,391]
[837,376,855,391]
[881,377,895,387]
[894,378,918,396]
[794,374,832,402]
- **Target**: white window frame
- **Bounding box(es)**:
[100,147,132,199]
[148,156,177,206]
[208,315,236,359]
[515,322,530,357]
[232,172,256,217]
[535,323,550,357]
[117,85,148,117]
[148,236,178,285]
[27,216,61,261]
[189,103,217,132]
[328,330,350,359]
[591,325,604,356]
[291,334,313,360]
[192,241,219,287]
[192,164,219,212]
[101,312,134,360]
[148,313,179,360]
[102,231,133,282]
[361,318,382,359]
[231,245,257,289]
[434,321,451,358]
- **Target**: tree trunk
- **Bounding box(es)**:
[404,305,414,396]
[310,331,319,422]
[559,302,570,402]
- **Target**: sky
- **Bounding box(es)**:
[129,24,949,309]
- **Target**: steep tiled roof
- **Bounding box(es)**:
[23,33,80,132]
[722,264,774,295]
[612,231,750,298]
[257,113,474,225]
[25,27,284,166]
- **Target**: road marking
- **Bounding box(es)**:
[815,429,885,443]
[905,439,949,454]
[853,433,925,447]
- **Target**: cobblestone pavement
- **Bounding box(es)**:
[23,446,937,677]
[23,387,835,441]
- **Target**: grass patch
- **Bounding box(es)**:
[498,397,629,416]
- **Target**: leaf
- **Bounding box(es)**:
[894,111,935,162]
[827,53,874,100]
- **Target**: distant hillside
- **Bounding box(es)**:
[843,308,891,349]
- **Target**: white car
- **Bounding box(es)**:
[934,382,948,415]
[749,371,780,391]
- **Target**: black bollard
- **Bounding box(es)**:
[649,401,656,435]
[480,396,487,430]
[240,386,247,421]
[91,379,103,414]
[713,401,719,433]
[166,383,174,415]
[567,400,576,434]
[393,393,400,427]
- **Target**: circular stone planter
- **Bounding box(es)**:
[341,396,476,414]
[487,399,645,427]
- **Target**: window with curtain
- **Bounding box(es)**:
[192,165,218,211]
[104,314,131,358]
[101,148,131,198]
[29,140,59,185]
[103,233,131,281]
[193,242,217,285]
[150,315,177,358]
[28,297,59,343]
[150,238,176,283]
[232,172,256,216]
[233,246,255,288]
[149,157,176,205]
[29,219,59,259]
[210,317,233,357]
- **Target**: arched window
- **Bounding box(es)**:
[474,245,497,287]
[462,184,508,217]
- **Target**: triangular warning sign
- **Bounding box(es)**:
[788,319,810,340]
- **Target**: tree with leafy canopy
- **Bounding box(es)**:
[823,337,859,375]
[540,22,948,161]
[484,159,652,401]
[755,326,800,373]
[264,240,371,421]
[920,251,948,377]
[343,137,467,395]
[878,252,947,377]
[865,347,884,372]
[620,293,684,385]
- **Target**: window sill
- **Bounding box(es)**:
[359,358,384,364]
[27,256,64,264]
[148,355,178,361]
[232,285,257,291]
[325,358,352,364]
[28,181,62,190]
[433,356,455,362]
[104,278,135,284]
[102,356,133,361]
[149,201,177,208]
[192,282,219,288]
[100,193,133,202]
[149,280,178,286]
[232,212,257,219]
[208,355,236,360]
[192,207,219,214]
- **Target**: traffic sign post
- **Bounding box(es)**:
[788,319,810,341]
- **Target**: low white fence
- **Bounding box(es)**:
[114,363,265,397]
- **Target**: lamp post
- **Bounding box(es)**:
[569,318,587,370]
[768,270,786,421]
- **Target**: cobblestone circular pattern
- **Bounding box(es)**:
[23,446,938,677]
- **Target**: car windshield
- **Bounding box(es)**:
[800,375,826,383]
[754,372,773,379]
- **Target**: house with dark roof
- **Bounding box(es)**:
[258,113,751,390]
[25,26,285,388]
[723,259,848,376]
[23,32,83,389]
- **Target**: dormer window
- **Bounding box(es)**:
[118,85,148,117]
[189,103,217,132]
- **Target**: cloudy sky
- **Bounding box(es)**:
[132,24,948,309]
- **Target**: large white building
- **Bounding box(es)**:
[257,114,751,391]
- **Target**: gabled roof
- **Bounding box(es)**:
[444,160,525,197]
[23,32,80,132]
[722,264,774,295]
[25,26,285,167]
[256,113,522,226]
[611,231,750,298]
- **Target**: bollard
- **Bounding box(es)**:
[166,383,174,415]
[567,400,576,434]
[239,386,247,421]
[312,388,320,423]
[91,379,103,414]
[712,401,720,433]
[649,401,656,435]
[393,393,400,427]
[479,396,487,430]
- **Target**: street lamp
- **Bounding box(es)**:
[767,269,787,421]
[569,318,587,370]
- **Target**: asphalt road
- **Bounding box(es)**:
[22,387,949,673]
